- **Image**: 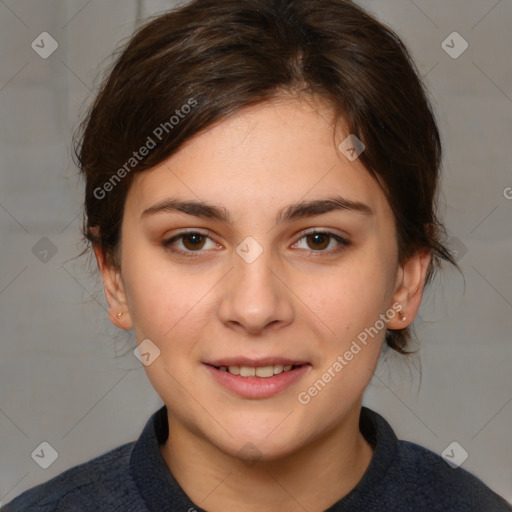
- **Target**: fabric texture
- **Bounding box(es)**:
[3,405,511,511]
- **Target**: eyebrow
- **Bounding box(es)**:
[141,195,374,224]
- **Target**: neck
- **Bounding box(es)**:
[160,401,374,512]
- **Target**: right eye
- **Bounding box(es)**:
[162,231,220,257]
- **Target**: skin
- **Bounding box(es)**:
[94,94,431,512]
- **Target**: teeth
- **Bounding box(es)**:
[239,366,256,377]
[273,364,284,375]
[228,365,240,375]
[217,364,299,378]
[255,366,274,378]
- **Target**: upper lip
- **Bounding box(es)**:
[205,357,310,367]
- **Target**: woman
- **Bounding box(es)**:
[4,0,511,510]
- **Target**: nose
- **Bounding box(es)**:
[216,243,295,335]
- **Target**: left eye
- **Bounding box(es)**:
[163,232,216,255]
[162,230,349,257]
[293,231,350,254]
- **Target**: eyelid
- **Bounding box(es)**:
[163,229,219,256]
[292,228,350,256]
[162,228,350,257]
[295,227,349,241]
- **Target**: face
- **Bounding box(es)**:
[99,95,428,461]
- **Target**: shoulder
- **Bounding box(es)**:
[2,441,142,511]
[356,407,511,512]
[389,439,511,511]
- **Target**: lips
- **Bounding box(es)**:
[213,363,303,378]
[205,357,308,377]
[205,357,309,368]
[203,358,311,398]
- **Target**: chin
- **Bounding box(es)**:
[215,425,308,463]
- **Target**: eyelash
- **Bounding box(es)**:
[162,229,350,258]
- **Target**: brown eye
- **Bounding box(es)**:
[162,231,217,258]
[305,232,330,251]
[181,233,207,251]
[294,230,350,256]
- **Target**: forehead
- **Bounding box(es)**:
[125,96,391,224]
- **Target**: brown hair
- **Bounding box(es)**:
[74,0,459,354]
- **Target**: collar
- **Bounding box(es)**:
[130,404,398,511]
[129,404,205,511]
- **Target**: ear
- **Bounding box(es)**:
[387,247,431,330]
[93,245,133,330]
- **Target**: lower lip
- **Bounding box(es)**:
[204,364,311,399]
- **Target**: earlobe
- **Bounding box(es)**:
[388,247,431,329]
[93,245,133,330]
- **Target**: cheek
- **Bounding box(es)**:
[122,246,219,349]
[121,245,187,339]
[316,254,393,335]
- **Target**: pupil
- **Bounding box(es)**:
[309,233,329,250]
[185,233,204,250]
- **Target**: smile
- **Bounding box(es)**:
[213,363,300,378]
[203,361,311,399]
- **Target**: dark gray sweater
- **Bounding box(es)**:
[3,406,511,511]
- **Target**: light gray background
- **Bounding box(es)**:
[1,0,511,506]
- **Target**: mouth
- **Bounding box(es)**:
[203,359,311,399]
[208,363,306,378]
